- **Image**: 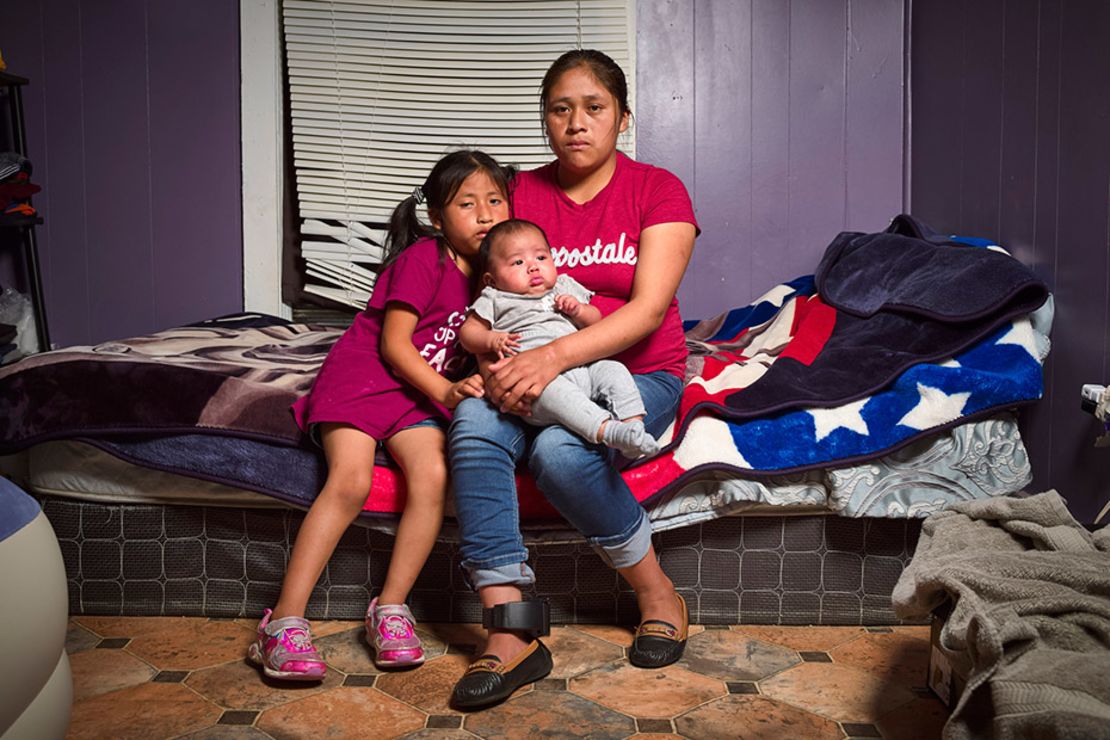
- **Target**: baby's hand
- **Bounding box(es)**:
[443,374,484,409]
[554,294,582,318]
[489,332,521,358]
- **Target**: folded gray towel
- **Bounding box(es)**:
[893,490,1110,739]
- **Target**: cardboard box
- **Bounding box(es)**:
[928,604,972,707]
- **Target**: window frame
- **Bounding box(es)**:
[240,0,635,314]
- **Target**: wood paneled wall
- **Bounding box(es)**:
[0,0,242,348]
[639,0,905,321]
[4,0,906,345]
[910,0,1110,523]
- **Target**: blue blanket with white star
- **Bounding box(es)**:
[619,218,1051,500]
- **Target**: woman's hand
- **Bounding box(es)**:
[485,344,562,414]
[443,373,485,409]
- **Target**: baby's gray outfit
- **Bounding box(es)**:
[470,275,647,443]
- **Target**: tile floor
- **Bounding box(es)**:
[63,616,948,739]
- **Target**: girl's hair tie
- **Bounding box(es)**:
[412,186,426,205]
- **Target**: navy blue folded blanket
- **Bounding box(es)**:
[720,215,1050,417]
[815,221,1048,321]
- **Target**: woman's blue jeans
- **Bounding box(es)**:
[448,370,683,589]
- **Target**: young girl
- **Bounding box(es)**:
[248,150,513,681]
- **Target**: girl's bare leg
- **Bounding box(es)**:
[272,424,376,620]
[377,426,449,605]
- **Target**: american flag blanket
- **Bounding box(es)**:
[0,218,1050,521]
[616,220,1050,508]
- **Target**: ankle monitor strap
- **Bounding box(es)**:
[481,599,550,639]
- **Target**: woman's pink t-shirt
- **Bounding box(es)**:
[291,238,471,441]
[511,152,698,378]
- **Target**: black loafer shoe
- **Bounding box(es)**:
[451,639,553,709]
[629,593,689,669]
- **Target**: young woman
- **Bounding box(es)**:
[248,150,512,681]
[449,50,698,708]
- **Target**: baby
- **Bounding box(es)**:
[460,219,660,457]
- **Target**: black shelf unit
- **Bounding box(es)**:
[0,70,50,355]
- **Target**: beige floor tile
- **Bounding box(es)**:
[570,662,725,719]
[571,623,637,647]
[829,632,932,689]
[256,687,425,740]
[679,630,800,681]
[730,625,866,652]
[759,662,916,723]
[312,626,380,675]
[177,728,274,739]
[544,627,624,679]
[186,654,342,711]
[891,625,932,641]
[675,694,843,739]
[69,648,156,701]
[75,615,248,640]
[375,652,475,715]
[123,618,258,671]
[66,682,221,740]
[463,690,635,739]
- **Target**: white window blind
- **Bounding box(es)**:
[282,0,636,308]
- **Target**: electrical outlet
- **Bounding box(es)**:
[1082,384,1106,414]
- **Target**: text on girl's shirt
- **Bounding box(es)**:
[420,309,467,374]
[551,232,637,269]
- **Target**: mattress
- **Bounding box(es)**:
[1,411,1030,544]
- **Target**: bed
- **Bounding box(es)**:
[0,215,1052,625]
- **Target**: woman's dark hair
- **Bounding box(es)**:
[477,219,549,277]
[383,149,516,267]
[539,49,631,122]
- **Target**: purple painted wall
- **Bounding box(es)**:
[4,0,902,340]
[910,0,1110,524]
[0,0,242,348]
[639,0,906,322]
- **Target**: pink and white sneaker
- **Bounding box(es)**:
[366,598,425,668]
[247,609,327,681]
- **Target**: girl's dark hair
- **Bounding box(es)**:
[540,49,631,122]
[383,149,516,267]
[477,218,549,276]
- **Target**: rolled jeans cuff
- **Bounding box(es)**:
[590,508,653,570]
[464,560,537,591]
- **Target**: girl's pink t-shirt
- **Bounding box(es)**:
[291,238,471,441]
[511,152,698,378]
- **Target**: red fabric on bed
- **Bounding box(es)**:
[362,463,660,521]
